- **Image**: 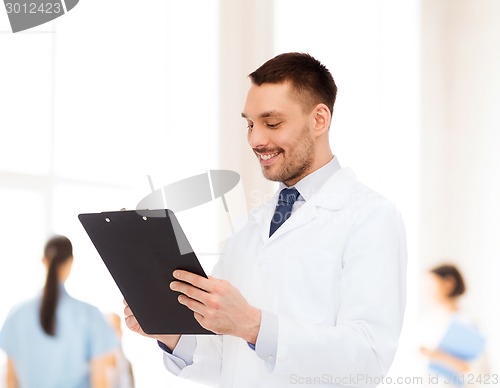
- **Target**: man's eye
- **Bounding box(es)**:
[247,122,254,130]
[266,122,281,129]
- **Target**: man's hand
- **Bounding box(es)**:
[170,270,262,344]
[123,299,181,350]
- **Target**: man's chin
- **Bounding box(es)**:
[261,166,285,183]
[261,167,279,182]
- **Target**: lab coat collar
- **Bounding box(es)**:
[308,167,357,210]
[249,166,357,243]
[278,156,341,202]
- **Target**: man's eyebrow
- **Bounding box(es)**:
[241,110,282,119]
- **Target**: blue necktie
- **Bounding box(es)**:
[269,187,300,237]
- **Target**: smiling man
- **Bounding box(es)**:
[125,52,407,387]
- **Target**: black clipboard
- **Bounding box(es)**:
[78,209,213,335]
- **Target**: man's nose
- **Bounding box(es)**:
[248,125,268,148]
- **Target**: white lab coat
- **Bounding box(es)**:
[167,167,407,387]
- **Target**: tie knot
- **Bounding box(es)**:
[278,187,300,206]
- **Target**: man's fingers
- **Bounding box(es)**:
[123,304,145,334]
[124,305,132,320]
[123,304,137,325]
[178,294,206,317]
[170,280,207,303]
[193,311,213,331]
[173,270,212,291]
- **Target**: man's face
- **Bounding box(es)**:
[242,82,316,186]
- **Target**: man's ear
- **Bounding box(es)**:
[310,103,331,137]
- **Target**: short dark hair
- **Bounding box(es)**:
[430,264,466,298]
[249,52,337,115]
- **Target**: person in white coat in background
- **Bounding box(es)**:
[124,52,407,387]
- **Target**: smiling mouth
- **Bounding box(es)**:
[257,151,279,161]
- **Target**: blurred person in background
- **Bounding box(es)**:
[0,235,118,388]
[106,313,134,388]
[420,264,489,387]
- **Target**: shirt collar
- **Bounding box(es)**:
[279,156,341,201]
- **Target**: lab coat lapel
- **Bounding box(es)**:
[249,167,357,243]
[267,200,317,240]
[250,192,279,243]
[250,190,317,242]
[312,167,357,211]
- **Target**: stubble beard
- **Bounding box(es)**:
[261,125,315,185]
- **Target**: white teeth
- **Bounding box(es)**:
[260,152,278,161]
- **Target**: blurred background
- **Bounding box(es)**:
[0,0,499,386]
